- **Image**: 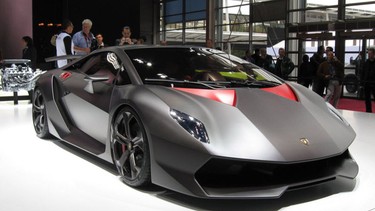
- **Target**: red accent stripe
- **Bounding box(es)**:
[261,83,298,101]
[59,72,72,80]
[175,88,237,106]
[175,83,297,105]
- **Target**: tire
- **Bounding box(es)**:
[111,107,151,187]
[32,88,51,138]
[344,74,359,94]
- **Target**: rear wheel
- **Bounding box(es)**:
[32,88,51,138]
[111,107,151,187]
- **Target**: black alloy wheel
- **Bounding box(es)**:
[111,107,151,187]
[32,88,50,138]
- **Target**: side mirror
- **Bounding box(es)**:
[84,75,109,94]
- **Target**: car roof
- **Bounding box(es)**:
[93,45,210,52]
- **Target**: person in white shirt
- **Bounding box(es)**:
[56,20,74,68]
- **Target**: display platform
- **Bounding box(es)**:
[1,101,375,211]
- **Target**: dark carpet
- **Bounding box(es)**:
[337,98,375,113]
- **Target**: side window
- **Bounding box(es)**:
[73,52,128,85]
[115,67,131,86]
[105,52,131,86]
[80,55,101,74]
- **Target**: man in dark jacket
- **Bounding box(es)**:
[317,51,344,108]
[298,54,313,88]
[362,47,375,112]
[275,48,294,80]
[21,36,37,70]
[311,46,326,96]
[257,48,274,73]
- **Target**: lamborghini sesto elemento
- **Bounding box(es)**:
[32,45,358,199]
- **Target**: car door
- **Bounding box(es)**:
[60,52,121,149]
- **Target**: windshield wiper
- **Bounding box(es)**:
[228,80,281,88]
[144,78,281,89]
[144,78,223,89]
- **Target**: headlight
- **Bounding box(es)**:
[326,102,350,126]
[170,109,210,143]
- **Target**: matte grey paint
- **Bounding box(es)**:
[34,46,358,199]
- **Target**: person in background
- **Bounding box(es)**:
[56,19,74,68]
[21,36,37,101]
[351,52,364,77]
[91,33,107,51]
[21,36,37,70]
[298,54,313,88]
[325,46,334,58]
[257,48,274,73]
[206,39,213,48]
[275,48,294,80]
[251,48,260,65]
[116,26,135,45]
[311,45,326,96]
[95,33,107,49]
[243,49,255,63]
[361,47,375,113]
[72,19,94,55]
[317,51,344,108]
[136,36,147,45]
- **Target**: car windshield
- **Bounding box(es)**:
[125,47,283,88]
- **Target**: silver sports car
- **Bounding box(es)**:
[32,45,358,199]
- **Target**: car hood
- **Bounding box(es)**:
[147,83,356,162]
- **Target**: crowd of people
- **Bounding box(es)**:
[244,45,375,112]
[243,47,295,80]
[52,19,148,67]
[295,46,344,108]
[10,17,375,112]
[11,17,200,70]
[298,45,375,112]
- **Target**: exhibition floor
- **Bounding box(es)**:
[1,101,375,211]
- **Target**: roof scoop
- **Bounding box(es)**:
[175,88,237,106]
[261,84,298,102]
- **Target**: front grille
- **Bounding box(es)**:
[195,150,351,190]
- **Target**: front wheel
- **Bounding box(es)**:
[32,88,51,138]
[111,107,151,187]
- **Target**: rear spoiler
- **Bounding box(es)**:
[45,55,82,62]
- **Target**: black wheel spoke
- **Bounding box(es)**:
[118,149,130,169]
[34,114,44,132]
[33,104,42,111]
[124,113,132,138]
[129,152,140,179]
[132,136,144,152]
[114,113,132,145]
[34,114,41,127]
[39,114,44,126]
[115,130,130,144]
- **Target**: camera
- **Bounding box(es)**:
[90,38,98,51]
